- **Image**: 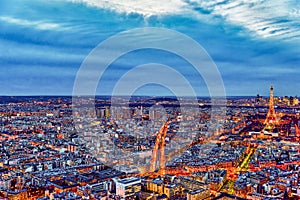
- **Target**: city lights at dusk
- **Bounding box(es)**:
[1,0,300,199]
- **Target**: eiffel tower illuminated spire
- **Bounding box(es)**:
[264,85,278,132]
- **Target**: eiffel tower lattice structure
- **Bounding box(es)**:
[263,85,278,132]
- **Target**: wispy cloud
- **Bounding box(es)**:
[66,0,300,41]
[0,16,61,30]
[188,0,300,41]
[66,0,190,17]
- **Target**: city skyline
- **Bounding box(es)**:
[1,0,300,96]
[0,92,300,199]
[2,2,300,199]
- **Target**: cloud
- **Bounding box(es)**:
[66,0,300,41]
[188,0,300,41]
[0,16,61,30]
[65,0,190,17]
[0,38,87,67]
[1,0,300,96]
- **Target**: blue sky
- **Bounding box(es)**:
[1,0,300,96]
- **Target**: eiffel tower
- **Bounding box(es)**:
[263,85,278,132]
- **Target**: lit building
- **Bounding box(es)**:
[89,181,108,193]
[164,184,181,198]
[186,188,210,200]
[50,179,79,193]
[105,107,110,119]
[114,177,141,199]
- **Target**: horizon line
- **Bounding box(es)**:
[0,95,298,98]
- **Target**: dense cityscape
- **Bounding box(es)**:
[2,0,300,199]
[0,86,299,199]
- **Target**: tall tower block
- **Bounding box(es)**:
[264,85,278,132]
